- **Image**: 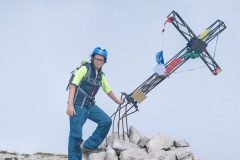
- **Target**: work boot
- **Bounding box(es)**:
[80,142,104,153]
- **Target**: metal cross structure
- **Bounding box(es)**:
[111,10,226,139]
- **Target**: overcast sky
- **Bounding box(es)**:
[0,0,239,159]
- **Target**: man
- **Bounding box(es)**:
[66,47,124,160]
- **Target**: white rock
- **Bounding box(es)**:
[146,133,174,154]
[149,150,176,160]
[138,136,149,148]
[129,126,142,144]
[119,148,149,160]
[170,147,192,160]
[180,157,193,160]
[112,139,138,152]
[88,151,105,160]
[176,151,192,160]
[104,146,118,160]
[192,154,200,160]
[106,132,129,147]
[174,139,190,147]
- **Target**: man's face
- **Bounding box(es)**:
[93,54,105,70]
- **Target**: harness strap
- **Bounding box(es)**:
[74,87,95,108]
[88,78,101,86]
[78,87,95,100]
[86,63,92,81]
[80,96,87,109]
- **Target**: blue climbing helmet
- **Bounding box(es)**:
[91,47,108,63]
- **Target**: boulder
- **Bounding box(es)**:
[104,146,118,160]
[173,139,190,147]
[88,151,105,160]
[138,136,149,148]
[112,139,138,153]
[119,148,149,160]
[129,126,142,144]
[146,133,174,154]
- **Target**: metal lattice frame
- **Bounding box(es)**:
[111,10,226,139]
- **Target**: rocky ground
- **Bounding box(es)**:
[0,126,200,160]
[0,151,67,160]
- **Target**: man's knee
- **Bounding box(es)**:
[101,117,112,127]
[106,118,112,126]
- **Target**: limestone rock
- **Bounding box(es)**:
[173,139,190,147]
[104,146,118,160]
[107,132,129,146]
[112,139,138,153]
[0,126,199,160]
[129,126,142,144]
[119,148,149,160]
[146,133,174,154]
[138,136,149,148]
[88,151,105,160]
[148,150,176,160]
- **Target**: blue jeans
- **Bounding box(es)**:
[68,104,112,160]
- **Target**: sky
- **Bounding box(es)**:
[0,0,239,159]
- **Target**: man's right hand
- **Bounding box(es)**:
[66,104,76,116]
